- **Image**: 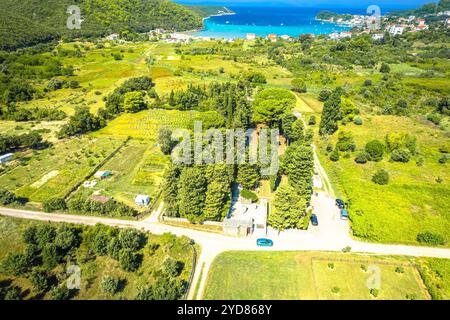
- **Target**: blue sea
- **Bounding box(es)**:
[176,1,435,38]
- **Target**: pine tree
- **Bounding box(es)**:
[269,184,307,231]
[162,165,180,217]
[237,163,261,190]
[319,88,343,136]
[178,167,207,223]
[281,142,314,201]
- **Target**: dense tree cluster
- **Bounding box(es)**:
[66,195,138,218]
[0,0,204,51]
[167,81,253,129]
[0,131,45,154]
[163,164,233,222]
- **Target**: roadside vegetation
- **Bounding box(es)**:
[0,216,194,300]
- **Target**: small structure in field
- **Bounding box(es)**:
[267,34,277,42]
[83,180,97,188]
[0,153,13,164]
[135,194,150,206]
[94,170,111,179]
[91,195,112,204]
[246,33,256,40]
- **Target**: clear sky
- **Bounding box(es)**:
[176,0,438,8]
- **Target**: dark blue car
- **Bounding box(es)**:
[336,199,345,209]
[256,238,273,247]
[310,214,319,226]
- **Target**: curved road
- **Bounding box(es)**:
[1,201,450,300]
[1,97,448,300]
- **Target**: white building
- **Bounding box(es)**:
[0,153,13,164]
[106,33,119,41]
[246,33,256,40]
[135,195,150,206]
[372,33,384,40]
[389,25,404,36]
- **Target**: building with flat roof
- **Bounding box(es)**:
[0,153,13,164]
[135,194,150,206]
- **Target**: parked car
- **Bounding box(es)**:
[256,238,273,247]
[310,214,319,226]
[340,209,349,220]
[336,199,345,209]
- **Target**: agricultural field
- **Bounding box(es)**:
[0,136,124,204]
[94,109,225,141]
[203,251,432,300]
[73,139,169,209]
[17,42,153,115]
[0,216,195,300]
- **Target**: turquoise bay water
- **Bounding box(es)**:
[193,6,354,38]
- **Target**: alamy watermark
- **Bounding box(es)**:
[67,5,83,30]
[170,121,280,176]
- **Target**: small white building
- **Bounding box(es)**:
[135,194,150,206]
[280,34,292,41]
[0,153,13,164]
[106,33,119,41]
[389,25,404,36]
[372,33,384,40]
[94,170,111,179]
[246,33,256,40]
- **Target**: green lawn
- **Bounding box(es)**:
[314,115,450,246]
[73,139,169,209]
[203,251,431,300]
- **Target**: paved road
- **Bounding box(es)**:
[1,202,450,300]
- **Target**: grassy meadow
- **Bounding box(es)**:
[203,251,431,300]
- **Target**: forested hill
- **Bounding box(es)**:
[186,5,234,18]
[389,0,450,17]
[0,0,203,51]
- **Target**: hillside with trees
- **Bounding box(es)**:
[0,0,204,51]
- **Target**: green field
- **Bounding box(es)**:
[73,139,169,208]
[203,251,431,300]
[314,114,450,246]
[94,109,224,141]
[0,137,124,203]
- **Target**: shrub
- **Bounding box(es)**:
[390,149,411,163]
[380,63,390,73]
[0,188,17,205]
[354,117,363,125]
[43,198,67,212]
[329,149,340,162]
[318,89,332,102]
[50,285,70,300]
[331,287,340,294]
[439,155,449,164]
[119,249,141,272]
[342,246,352,253]
[308,115,316,125]
[101,276,121,295]
[372,169,389,185]
[326,143,333,152]
[370,288,379,298]
[4,287,22,300]
[1,253,28,276]
[355,152,369,164]
[416,232,446,246]
[363,79,372,86]
[395,266,405,274]
[119,229,146,251]
[29,268,50,292]
[291,78,307,93]
[427,113,442,125]
[240,189,259,202]
[42,243,60,269]
[328,263,334,269]
[162,257,183,277]
[336,131,356,152]
[365,140,384,162]
[361,264,368,272]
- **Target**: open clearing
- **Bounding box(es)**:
[203,251,430,300]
